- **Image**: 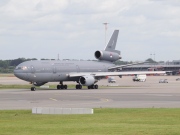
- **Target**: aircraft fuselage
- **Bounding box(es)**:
[14,60,114,82]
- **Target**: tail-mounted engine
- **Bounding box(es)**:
[95,50,121,62]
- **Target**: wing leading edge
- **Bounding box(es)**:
[68,71,166,78]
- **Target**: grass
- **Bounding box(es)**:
[0,84,88,89]
[0,84,32,89]
[0,73,14,77]
[0,108,180,135]
[0,84,136,89]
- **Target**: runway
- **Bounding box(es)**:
[0,76,180,109]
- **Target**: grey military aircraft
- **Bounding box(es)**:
[14,30,165,91]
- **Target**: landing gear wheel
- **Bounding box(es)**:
[57,84,68,90]
[76,85,82,89]
[64,85,67,89]
[31,87,36,91]
[57,85,60,89]
[94,84,98,89]
[60,85,64,89]
[88,85,98,89]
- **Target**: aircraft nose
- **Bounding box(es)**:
[14,69,26,80]
[14,69,20,78]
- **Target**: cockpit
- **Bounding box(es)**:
[15,66,28,70]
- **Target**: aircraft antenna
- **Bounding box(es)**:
[103,22,109,46]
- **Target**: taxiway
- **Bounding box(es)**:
[0,76,180,110]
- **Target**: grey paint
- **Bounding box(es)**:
[104,30,120,55]
[14,60,114,82]
[14,30,120,87]
[13,30,166,89]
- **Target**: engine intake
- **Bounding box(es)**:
[95,50,121,62]
[79,75,95,86]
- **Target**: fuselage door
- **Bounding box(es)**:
[53,65,57,74]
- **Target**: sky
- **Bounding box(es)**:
[0,0,180,61]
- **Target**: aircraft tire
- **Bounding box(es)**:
[57,85,60,89]
[76,85,82,89]
[95,85,98,89]
[60,85,64,89]
[64,85,67,89]
[31,87,36,91]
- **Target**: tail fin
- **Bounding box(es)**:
[104,30,120,55]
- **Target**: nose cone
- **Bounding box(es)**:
[14,67,28,81]
[14,69,22,79]
[14,69,19,78]
[14,70,28,81]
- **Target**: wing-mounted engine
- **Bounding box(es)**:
[95,50,121,62]
[79,75,96,86]
[33,82,47,86]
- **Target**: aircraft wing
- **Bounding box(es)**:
[68,71,166,78]
[108,61,148,70]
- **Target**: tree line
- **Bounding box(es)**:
[0,58,37,73]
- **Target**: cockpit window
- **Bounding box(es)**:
[15,66,27,70]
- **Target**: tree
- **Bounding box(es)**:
[146,58,157,63]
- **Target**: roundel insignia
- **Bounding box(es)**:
[110,53,113,58]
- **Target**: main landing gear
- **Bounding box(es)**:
[88,84,98,89]
[57,81,67,89]
[76,84,82,89]
[75,84,99,89]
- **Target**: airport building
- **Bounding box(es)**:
[121,60,180,75]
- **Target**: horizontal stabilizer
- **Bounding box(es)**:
[108,61,148,70]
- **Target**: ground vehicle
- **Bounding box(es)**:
[133,75,146,82]
[108,77,116,83]
[176,78,180,81]
[159,79,168,83]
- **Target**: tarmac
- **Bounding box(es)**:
[0,75,180,110]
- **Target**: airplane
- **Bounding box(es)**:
[14,30,166,91]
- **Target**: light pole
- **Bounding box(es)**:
[103,22,109,46]
[150,53,156,69]
[150,53,155,62]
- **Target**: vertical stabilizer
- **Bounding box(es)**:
[94,30,121,62]
[104,30,120,54]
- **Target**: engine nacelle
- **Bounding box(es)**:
[95,50,121,62]
[33,82,47,86]
[79,75,95,86]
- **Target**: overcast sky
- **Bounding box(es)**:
[0,0,180,61]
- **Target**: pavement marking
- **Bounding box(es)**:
[100,98,109,102]
[49,98,58,101]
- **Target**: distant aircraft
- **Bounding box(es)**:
[14,30,166,91]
